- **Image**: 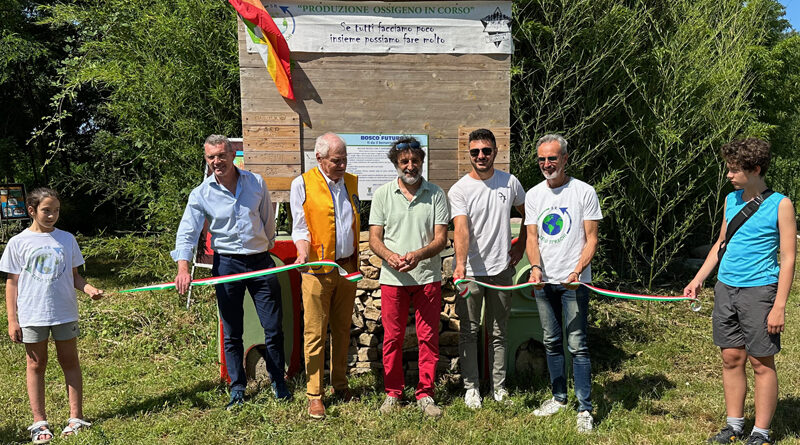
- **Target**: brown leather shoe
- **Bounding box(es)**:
[308,399,325,419]
[331,387,354,402]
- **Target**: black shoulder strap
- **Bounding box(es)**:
[717,189,774,261]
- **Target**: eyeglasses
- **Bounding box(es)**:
[469,147,494,157]
[537,155,559,163]
[396,141,421,150]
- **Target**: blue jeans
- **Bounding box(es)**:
[213,252,285,391]
[534,284,592,412]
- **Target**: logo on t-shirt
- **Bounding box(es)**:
[497,190,507,203]
[25,246,67,282]
[538,206,573,244]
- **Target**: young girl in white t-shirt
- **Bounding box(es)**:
[1,188,103,444]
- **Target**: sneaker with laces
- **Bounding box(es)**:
[576,411,593,433]
[417,396,442,418]
[379,395,400,414]
[708,426,746,444]
[464,388,482,409]
[533,397,568,416]
[493,388,512,404]
[225,389,245,411]
[745,432,773,445]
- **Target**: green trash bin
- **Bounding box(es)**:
[506,251,546,377]
[505,229,571,380]
[217,249,297,382]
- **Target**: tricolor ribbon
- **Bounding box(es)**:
[453,278,702,312]
[119,261,362,293]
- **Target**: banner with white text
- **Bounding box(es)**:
[248,1,512,54]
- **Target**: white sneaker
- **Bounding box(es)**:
[417,396,442,418]
[464,388,482,409]
[576,410,593,433]
[379,395,400,414]
[533,397,568,416]
[493,388,512,404]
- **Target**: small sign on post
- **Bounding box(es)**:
[0,183,30,243]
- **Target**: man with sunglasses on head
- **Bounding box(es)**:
[448,128,527,409]
[369,136,449,418]
[525,134,602,433]
[290,132,360,419]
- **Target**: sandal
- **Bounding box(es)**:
[27,420,53,444]
[61,418,91,437]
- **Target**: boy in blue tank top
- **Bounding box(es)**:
[685,138,796,445]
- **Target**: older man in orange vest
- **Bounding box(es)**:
[290,132,360,419]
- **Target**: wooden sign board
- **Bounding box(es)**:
[237,3,511,200]
[240,111,300,201]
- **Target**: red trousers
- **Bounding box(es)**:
[380,282,441,400]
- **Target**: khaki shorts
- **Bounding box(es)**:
[21,321,80,343]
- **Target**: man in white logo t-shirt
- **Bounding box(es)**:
[525,134,602,433]
[449,128,527,409]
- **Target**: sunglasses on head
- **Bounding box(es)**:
[537,155,559,163]
[396,141,421,150]
[469,147,494,157]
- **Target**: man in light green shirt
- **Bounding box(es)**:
[369,136,449,418]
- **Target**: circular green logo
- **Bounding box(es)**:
[542,213,564,236]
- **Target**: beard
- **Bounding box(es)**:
[541,166,563,180]
[397,166,422,185]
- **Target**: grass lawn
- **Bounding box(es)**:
[1,250,798,444]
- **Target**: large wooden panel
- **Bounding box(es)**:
[243,138,300,152]
[237,12,511,197]
[262,177,296,190]
[244,152,302,165]
[244,164,302,177]
[241,52,512,71]
[240,111,300,194]
[242,124,300,139]
[297,138,464,151]
[270,191,290,202]
[242,111,299,125]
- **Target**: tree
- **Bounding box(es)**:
[511,0,784,287]
[36,0,242,233]
[0,0,64,186]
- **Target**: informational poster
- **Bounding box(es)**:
[250,1,512,54]
[304,134,428,200]
[0,184,29,220]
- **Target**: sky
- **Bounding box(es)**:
[783,0,800,31]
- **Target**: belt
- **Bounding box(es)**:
[217,251,268,260]
[335,254,356,265]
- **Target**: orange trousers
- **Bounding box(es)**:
[301,261,357,399]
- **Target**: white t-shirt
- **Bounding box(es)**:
[449,170,526,276]
[524,178,602,283]
[0,228,84,327]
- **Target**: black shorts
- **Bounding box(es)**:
[713,281,780,357]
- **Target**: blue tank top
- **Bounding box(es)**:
[717,189,783,287]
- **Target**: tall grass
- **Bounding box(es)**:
[0,250,798,444]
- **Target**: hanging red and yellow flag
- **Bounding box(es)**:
[229,0,295,100]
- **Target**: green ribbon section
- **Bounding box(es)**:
[119,260,362,293]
